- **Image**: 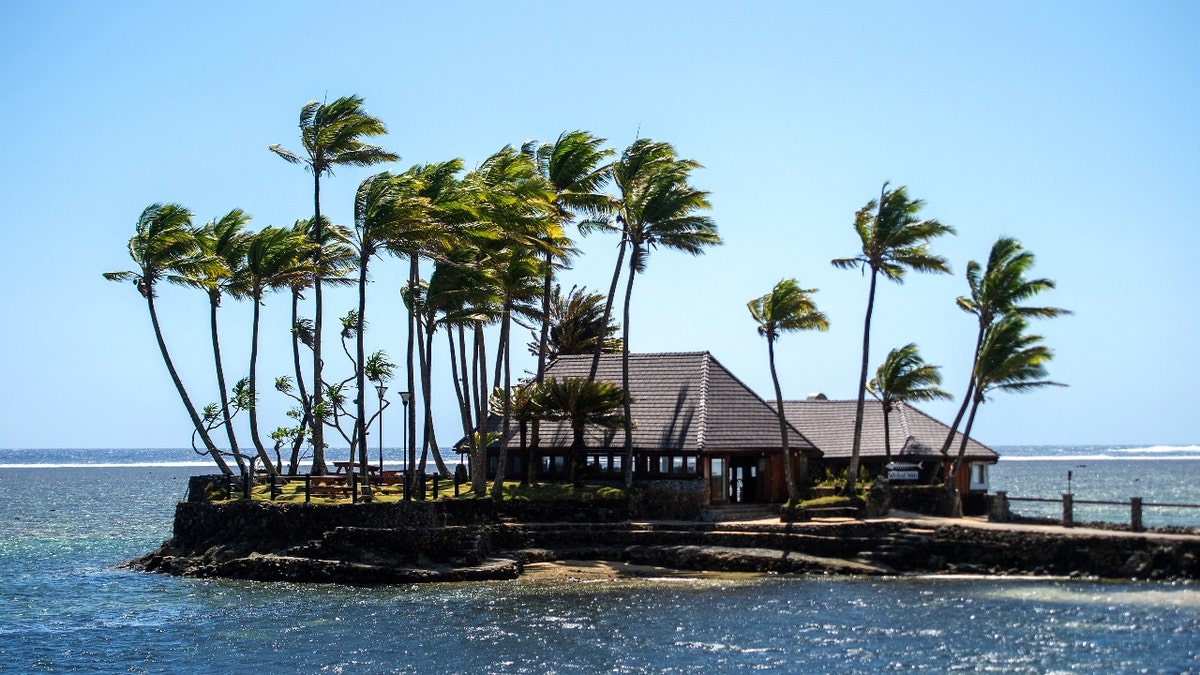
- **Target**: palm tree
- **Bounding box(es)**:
[608,139,721,486]
[186,209,253,475]
[748,279,829,504]
[939,237,1071,461]
[401,159,473,485]
[945,315,1064,508]
[269,95,397,473]
[532,377,626,488]
[868,343,951,464]
[831,183,954,496]
[523,130,613,380]
[351,171,430,499]
[529,284,621,360]
[241,226,315,478]
[104,204,233,475]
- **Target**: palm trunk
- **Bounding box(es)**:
[209,292,247,474]
[146,291,232,475]
[355,250,372,500]
[490,302,513,499]
[418,310,450,477]
[768,335,800,504]
[882,402,893,465]
[311,173,326,474]
[247,291,279,477]
[531,251,554,469]
[620,249,637,488]
[846,270,878,496]
[945,392,983,516]
[406,257,419,498]
[289,288,313,475]
[940,323,986,459]
[471,324,489,496]
[590,236,626,381]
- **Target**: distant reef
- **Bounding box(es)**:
[125,491,1200,584]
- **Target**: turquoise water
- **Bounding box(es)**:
[0,448,1198,672]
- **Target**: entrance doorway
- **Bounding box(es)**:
[728,457,759,503]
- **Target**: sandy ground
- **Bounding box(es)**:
[520,560,764,582]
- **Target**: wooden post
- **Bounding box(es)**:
[1062,493,1074,527]
[432,475,440,501]
[305,474,311,503]
[1131,496,1144,532]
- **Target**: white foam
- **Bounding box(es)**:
[0,462,213,469]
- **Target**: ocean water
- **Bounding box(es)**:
[0,447,1198,673]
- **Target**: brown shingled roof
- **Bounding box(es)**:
[780,398,998,463]
[496,352,820,456]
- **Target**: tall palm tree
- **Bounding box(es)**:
[401,159,473,485]
[608,139,720,486]
[524,131,613,478]
[269,95,397,473]
[523,130,613,380]
[748,279,829,504]
[186,209,253,475]
[350,171,429,499]
[104,204,233,475]
[532,377,626,488]
[464,147,557,495]
[241,226,315,478]
[939,237,1070,461]
[868,343,951,464]
[945,315,1064,506]
[831,182,954,496]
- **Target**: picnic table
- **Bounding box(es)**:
[332,461,380,474]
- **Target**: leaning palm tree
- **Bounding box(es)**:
[241,226,315,478]
[608,139,721,486]
[186,209,253,475]
[831,183,954,495]
[945,315,1064,510]
[748,279,829,504]
[532,377,626,488]
[868,343,951,464]
[351,171,430,499]
[269,95,397,473]
[523,130,614,380]
[939,237,1070,461]
[104,204,233,475]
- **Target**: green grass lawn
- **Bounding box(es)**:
[223,479,627,504]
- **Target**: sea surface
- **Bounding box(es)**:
[1,446,1197,673]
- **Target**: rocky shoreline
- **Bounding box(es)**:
[124,498,1200,584]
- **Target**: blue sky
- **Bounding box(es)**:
[1,1,1196,451]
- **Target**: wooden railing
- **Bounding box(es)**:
[996,491,1200,531]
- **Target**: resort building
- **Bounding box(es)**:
[781,396,999,509]
[482,352,820,505]
[477,351,997,510]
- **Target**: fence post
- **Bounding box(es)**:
[1062,493,1074,527]
[988,491,1010,522]
[305,474,312,503]
[1131,496,1144,532]
[432,474,440,500]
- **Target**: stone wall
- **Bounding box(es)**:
[628,480,707,520]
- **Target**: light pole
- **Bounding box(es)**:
[375,384,387,475]
[401,391,412,500]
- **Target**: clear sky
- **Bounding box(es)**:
[1,1,1196,451]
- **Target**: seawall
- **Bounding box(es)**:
[125,498,1200,584]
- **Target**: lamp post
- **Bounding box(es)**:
[375,384,387,475]
[401,391,412,500]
